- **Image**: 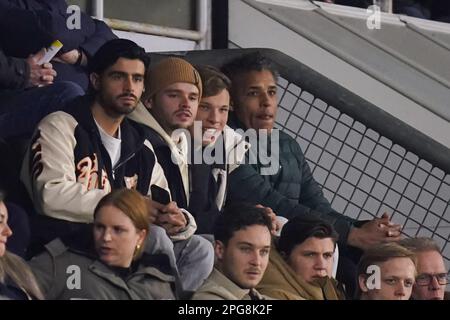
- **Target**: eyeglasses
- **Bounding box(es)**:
[415,273,449,286]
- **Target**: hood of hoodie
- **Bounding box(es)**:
[128,102,190,202]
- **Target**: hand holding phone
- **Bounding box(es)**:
[155,201,187,235]
[37,40,63,65]
[27,48,58,87]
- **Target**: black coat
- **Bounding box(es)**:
[0,49,29,90]
[0,0,116,89]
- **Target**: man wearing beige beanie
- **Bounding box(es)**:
[128,57,213,294]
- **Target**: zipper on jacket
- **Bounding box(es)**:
[112,152,136,179]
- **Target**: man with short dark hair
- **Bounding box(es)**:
[222,52,403,296]
[21,39,194,254]
[258,215,345,300]
[192,203,272,300]
[223,52,402,251]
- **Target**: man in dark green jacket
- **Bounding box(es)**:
[222,52,403,295]
[222,53,402,296]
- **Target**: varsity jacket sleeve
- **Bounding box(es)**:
[21,112,109,223]
[146,140,170,195]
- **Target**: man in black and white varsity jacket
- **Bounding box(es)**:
[20,40,211,295]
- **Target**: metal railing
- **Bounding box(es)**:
[91,0,210,49]
[149,48,450,265]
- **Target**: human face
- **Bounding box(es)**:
[91,58,145,118]
[287,237,335,284]
[412,250,447,300]
[191,89,230,145]
[93,205,146,268]
[232,70,278,131]
[359,257,416,300]
[215,225,271,289]
[147,82,200,135]
[0,202,13,257]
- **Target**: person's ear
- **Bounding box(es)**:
[229,100,235,112]
[214,240,225,261]
[358,274,369,293]
[90,73,100,91]
[143,96,153,110]
[137,229,147,247]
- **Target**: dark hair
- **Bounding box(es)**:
[0,190,4,203]
[278,214,338,256]
[88,38,150,76]
[214,202,272,246]
[196,65,231,98]
[221,51,279,84]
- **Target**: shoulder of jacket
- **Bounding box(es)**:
[192,286,231,300]
[43,238,70,257]
[277,129,293,142]
[37,111,78,135]
[42,110,77,124]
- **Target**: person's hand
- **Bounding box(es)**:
[26,48,57,87]
[144,197,161,224]
[155,201,187,236]
[53,49,85,66]
[378,212,402,237]
[256,204,281,235]
[347,212,402,250]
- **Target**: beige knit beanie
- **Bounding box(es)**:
[143,57,202,101]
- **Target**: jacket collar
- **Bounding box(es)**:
[210,267,253,300]
[88,255,175,289]
[128,102,190,200]
[60,231,175,285]
[128,102,188,161]
[66,95,146,163]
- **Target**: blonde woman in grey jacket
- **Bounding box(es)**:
[29,189,176,300]
[0,192,43,300]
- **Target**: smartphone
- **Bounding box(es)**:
[37,40,63,65]
[150,184,171,205]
